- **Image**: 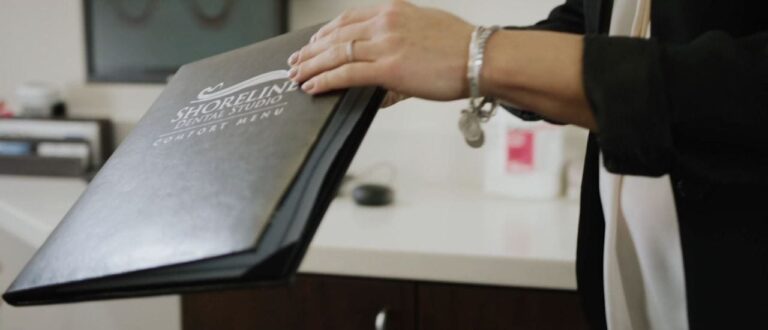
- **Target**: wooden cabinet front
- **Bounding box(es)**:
[417,282,588,330]
[183,275,415,330]
[182,275,587,330]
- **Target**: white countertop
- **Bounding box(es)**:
[0,175,579,290]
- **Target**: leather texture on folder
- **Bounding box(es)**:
[4,25,384,305]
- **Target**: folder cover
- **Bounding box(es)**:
[3,25,384,305]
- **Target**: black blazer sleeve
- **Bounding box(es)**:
[502,0,585,122]
[527,0,586,34]
[583,31,768,183]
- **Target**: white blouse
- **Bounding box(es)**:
[600,0,689,329]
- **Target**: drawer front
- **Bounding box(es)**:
[417,283,588,330]
[183,275,416,330]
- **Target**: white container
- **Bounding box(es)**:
[484,114,565,199]
[15,82,60,117]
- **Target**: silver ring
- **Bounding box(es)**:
[346,39,356,63]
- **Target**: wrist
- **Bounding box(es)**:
[479,30,513,99]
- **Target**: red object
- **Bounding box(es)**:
[506,129,535,172]
[0,101,13,118]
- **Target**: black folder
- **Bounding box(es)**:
[3,26,384,306]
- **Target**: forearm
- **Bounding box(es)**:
[290,3,596,130]
[482,30,597,130]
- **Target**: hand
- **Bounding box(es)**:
[288,1,474,103]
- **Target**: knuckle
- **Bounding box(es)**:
[378,14,395,30]
[315,24,328,36]
[316,23,334,38]
[384,2,401,13]
[319,72,332,88]
[338,10,353,24]
[330,29,341,42]
[310,76,323,92]
[379,6,401,29]
[315,47,333,66]
[298,46,309,61]
[298,61,312,76]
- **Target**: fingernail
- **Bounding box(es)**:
[287,52,299,65]
[310,33,317,43]
[302,80,315,92]
[288,67,298,79]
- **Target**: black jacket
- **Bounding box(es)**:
[507,0,768,328]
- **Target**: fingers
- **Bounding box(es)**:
[291,2,413,95]
[301,62,380,94]
[291,40,377,83]
[312,5,382,42]
[290,21,371,66]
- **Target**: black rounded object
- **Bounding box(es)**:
[352,184,394,206]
